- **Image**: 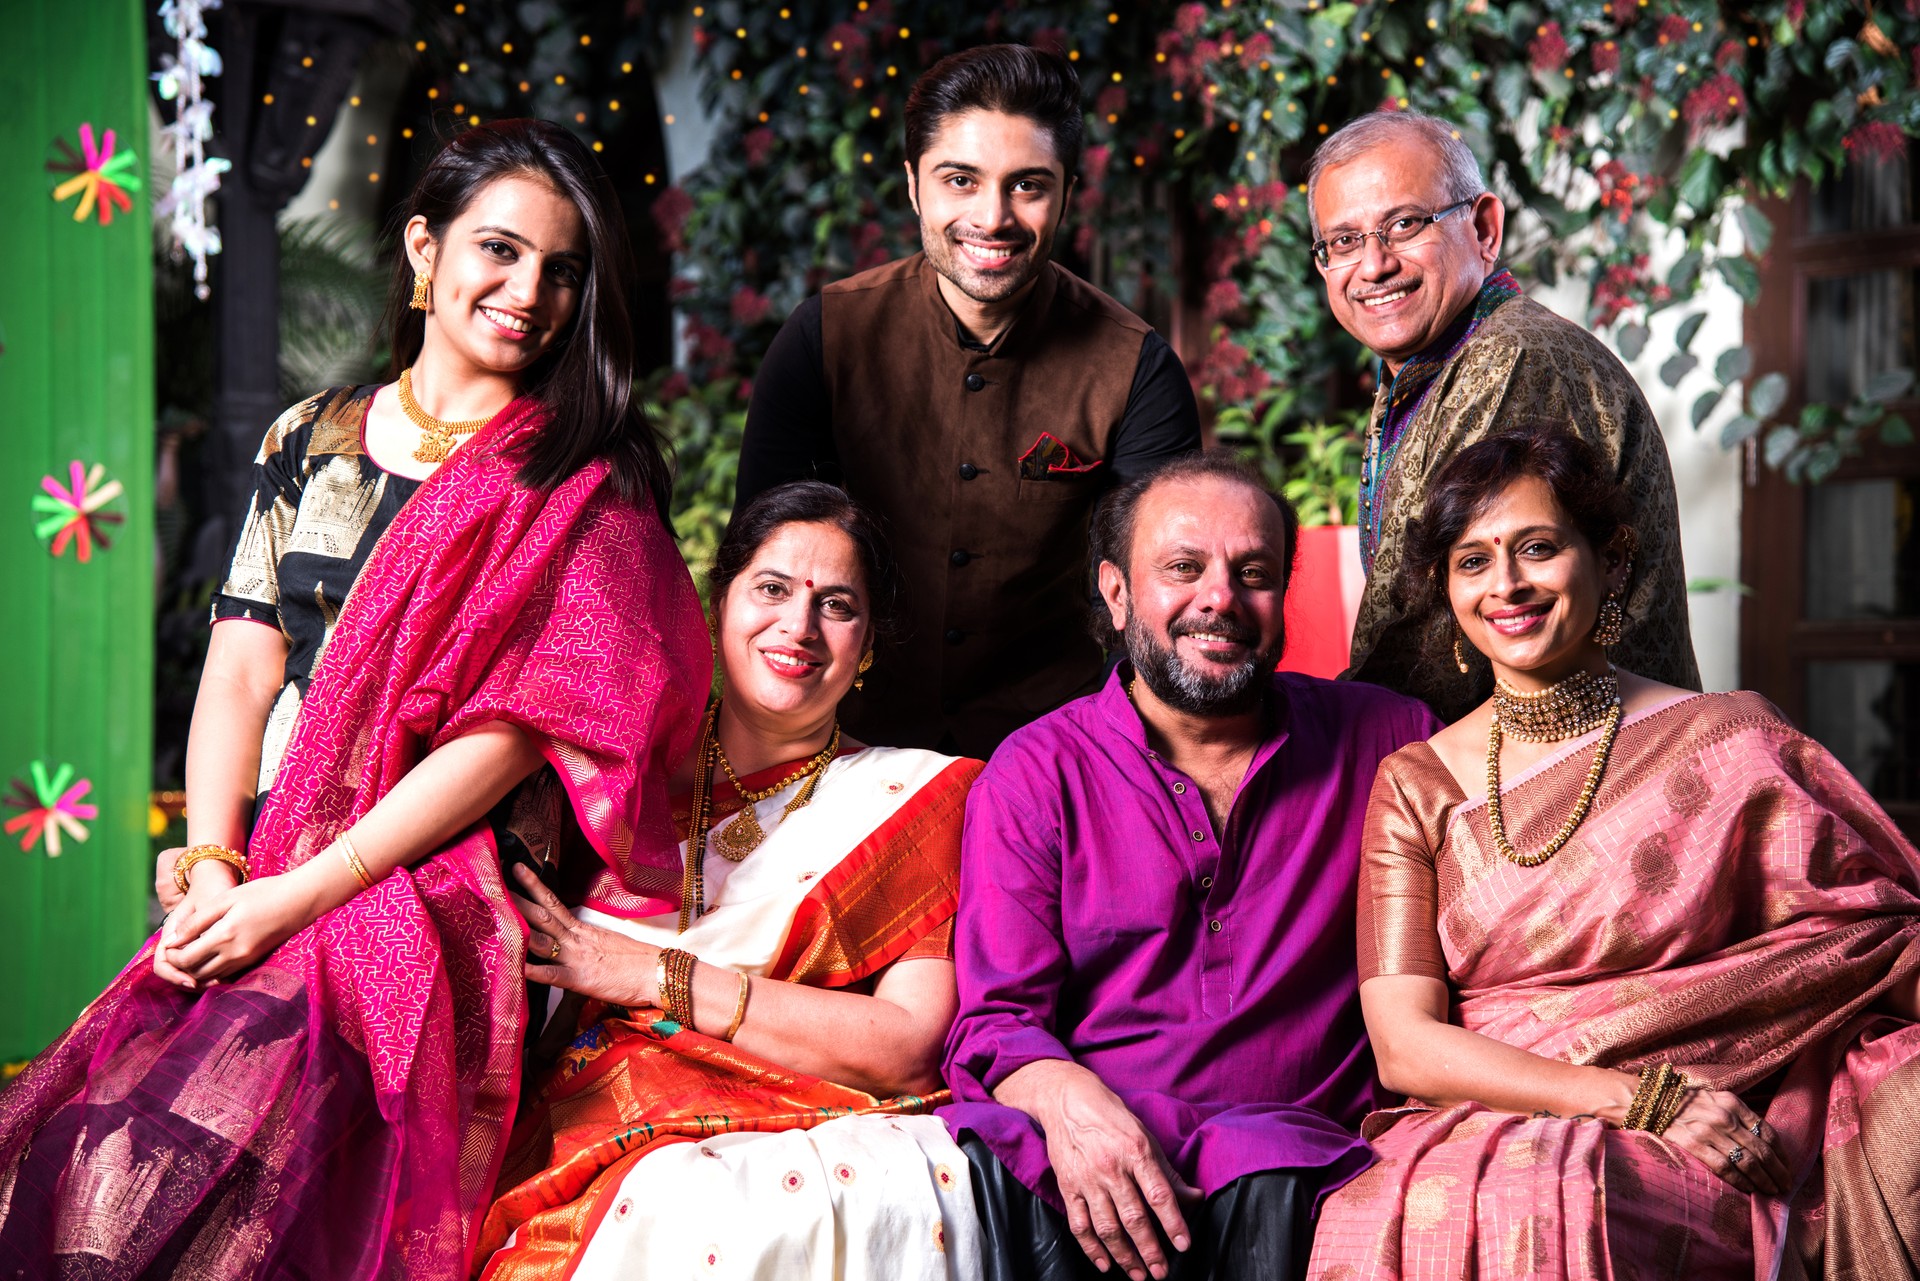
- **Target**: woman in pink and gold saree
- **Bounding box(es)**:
[1308,423,1920,1281]
[475,483,985,1281]
[0,121,710,1279]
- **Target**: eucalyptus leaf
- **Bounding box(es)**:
[1720,414,1762,448]
[1668,250,1703,292]
[1616,322,1649,361]
[1763,425,1800,469]
[1734,204,1774,257]
[1748,372,1790,418]
[1660,352,1699,388]
[1691,388,1723,429]
[1882,415,1916,446]
[1676,311,1707,352]
[1717,256,1762,303]
[1864,368,1916,403]
[1714,347,1753,384]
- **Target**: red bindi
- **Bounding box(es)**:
[805,579,814,588]
[1493,536,1501,546]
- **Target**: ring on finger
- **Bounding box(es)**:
[549,935,561,962]
[1728,1144,1745,1165]
[1749,1122,1764,1138]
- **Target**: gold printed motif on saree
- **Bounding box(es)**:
[53,1121,176,1258]
[170,1021,297,1147]
[222,493,298,606]
[1404,1174,1460,1231]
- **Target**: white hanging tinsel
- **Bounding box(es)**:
[153,0,231,300]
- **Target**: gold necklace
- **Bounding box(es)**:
[709,703,840,861]
[1493,666,1620,743]
[397,368,499,463]
[1485,690,1623,868]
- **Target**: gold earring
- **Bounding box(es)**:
[1453,627,1472,674]
[1592,593,1626,648]
[410,272,431,311]
[854,650,874,691]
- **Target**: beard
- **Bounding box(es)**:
[921,222,1051,306]
[1124,611,1284,718]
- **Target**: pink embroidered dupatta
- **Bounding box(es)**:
[0,400,709,1279]
[1311,692,1920,1281]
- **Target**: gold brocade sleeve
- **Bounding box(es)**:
[1357,744,1461,982]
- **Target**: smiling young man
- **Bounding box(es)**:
[736,44,1200,758]
[1307,110,1699,720]
[941,452,1440,1281]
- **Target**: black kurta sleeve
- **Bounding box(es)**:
[736,294,840,506]
[1106,329,1202,484]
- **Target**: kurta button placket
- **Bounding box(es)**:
[1172,782,1187,794]
[1190,830,1205,841]
[1209,919,1223,933]
[964,373,986,392]
[950,550,972,566]
[957,462,979,480]
[1200,875,1213,889]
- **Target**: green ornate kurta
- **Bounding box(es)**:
[1346,295,1701,720]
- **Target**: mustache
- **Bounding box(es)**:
[1346,276,1419,303]
[1170,616,1257,644]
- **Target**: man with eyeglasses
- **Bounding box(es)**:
[1307,109,1700,719]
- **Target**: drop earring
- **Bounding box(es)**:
[854,650,874,691]
[1592,593,1626,648]
[1453,627,1472,674]
[410,271,431,311]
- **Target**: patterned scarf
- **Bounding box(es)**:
[1358,268,1523,571]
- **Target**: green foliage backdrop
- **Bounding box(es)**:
[412,0,1920,553]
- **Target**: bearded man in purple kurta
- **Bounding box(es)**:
[941,452,1440,1281]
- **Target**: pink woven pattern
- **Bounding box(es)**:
[0,399,709,1277]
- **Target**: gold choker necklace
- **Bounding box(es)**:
[1492,667,1620,743]
[397,368,499,463]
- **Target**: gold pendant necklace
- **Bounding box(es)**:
[710,706,841,861]
[397,368,499,463]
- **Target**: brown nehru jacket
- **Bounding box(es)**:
[737,253,1200,756]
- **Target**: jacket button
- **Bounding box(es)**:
[958,463,979,480]
[1209,919,1223,934]
[1200,875,1213,889]
[950,549,971,566]
[944,628,966,645]
[964,373,986,392]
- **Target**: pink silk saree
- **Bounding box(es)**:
[0,399,709,1278]
[1310,692,1920,1281]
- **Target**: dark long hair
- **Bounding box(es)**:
[1398,422,1631,668]
[380,119,672,520]
[708,482,903,640]
[903,44,1084,179]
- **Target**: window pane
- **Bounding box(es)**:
[1805,269,1917,403]
[1804,662,1920,804]
[1805,478,1920,619]
[1808,153,1915,234]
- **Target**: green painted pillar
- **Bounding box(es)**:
[0,0,154,1059]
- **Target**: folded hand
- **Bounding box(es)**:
[158,875,315,988]
[512,863,654,1009]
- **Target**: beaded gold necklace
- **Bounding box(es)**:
[711,710,840,860]
[397,368,499,463]
[1486,666,1622,867]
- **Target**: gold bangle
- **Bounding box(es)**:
[338,833,375,891]
[722,972,751,1042]
[1626,1063,1673,1131]
[1650,1074,1691,1135]
[655,952,672,1014]
[173,845,248,895]
[659,947,697,1026]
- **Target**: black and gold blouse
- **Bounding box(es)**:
[212,385,419,794]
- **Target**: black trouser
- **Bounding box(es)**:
[959,1133,1315,1281]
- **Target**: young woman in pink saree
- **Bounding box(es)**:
[0,121,709,1278]
[1307,424,1920,1280]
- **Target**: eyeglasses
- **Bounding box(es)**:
[1312,197,1477,268]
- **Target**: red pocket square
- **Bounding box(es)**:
[1017,432,1104,480]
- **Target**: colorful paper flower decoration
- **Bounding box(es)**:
[47,124,142,226]
[32,461,125,562]
[5,762,97,857]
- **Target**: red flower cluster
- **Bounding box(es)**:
[1174,3,1207,38]
[1198,336,1271,406]
[1655,15,1693,45]
[1843,121,1910,163]
[1715,39,1745,70]
[1203,279,1244,321]
[1594,159,1643,223]
[1096,85,1128,118]
[1210,181,1287,215]
[684,317,735,368]
[1589,255,1668,329]
[743,127,775,167]
[730,287,772,327]
[851,220,891,271]
[657,371,691,403]
[1084,144,1113,184]
[1682,74,1746,131]
[1240,32,1273,67]
[1591,40,1620,75]
[1530,22,1569,73]
[652,186,695,253]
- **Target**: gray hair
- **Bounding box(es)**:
[1305,111,1487,241]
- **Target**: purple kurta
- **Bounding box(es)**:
[940,668,1441,1209]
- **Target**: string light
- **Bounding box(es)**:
[261,92,274,103]
[300,55,312,67]
[402,127,414,138]
[349,94,361,106]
